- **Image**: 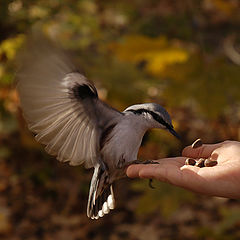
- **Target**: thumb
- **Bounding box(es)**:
[182,142,224,158]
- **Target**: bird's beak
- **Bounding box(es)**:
[168,127,181,140]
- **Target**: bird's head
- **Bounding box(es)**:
[124,103,180,139]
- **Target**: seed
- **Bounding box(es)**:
[185,158,196,166]
[192,138,203,149]
[204,158,218,167]
[196,158,205,168]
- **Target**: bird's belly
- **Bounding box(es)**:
[100,118,147,175]
[101,135,142,171]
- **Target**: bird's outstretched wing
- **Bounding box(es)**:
[17,36,122,168]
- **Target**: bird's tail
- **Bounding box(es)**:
[87,164,115,219]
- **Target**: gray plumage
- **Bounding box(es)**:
[16,36,179,219]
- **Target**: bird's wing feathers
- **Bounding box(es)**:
[17,36,121,168]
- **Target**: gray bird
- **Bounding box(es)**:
[16,36,179,219]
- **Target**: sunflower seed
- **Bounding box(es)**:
[204,158,218,167]
[185,158,196,166]
[196,158,205,168]
[192,139,203,149]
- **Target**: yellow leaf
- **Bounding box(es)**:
[0,34,25,60]
[109,35,167,62]
[109,35,189,75]
[145,49,189,75]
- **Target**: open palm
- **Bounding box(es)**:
[127,141,240,199]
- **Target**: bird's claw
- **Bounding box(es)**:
[148,179,155,189]
[130,159,159,165]
[142,160,159,165]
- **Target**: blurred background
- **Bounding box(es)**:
[0,0,240,239]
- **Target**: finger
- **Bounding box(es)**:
[126,164,146,178]
[137,157,197,186]
[182,143,224,158]
[138,163,183,185]
[126,157,186,178]
[142,164,217,194]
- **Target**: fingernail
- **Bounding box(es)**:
[185,158,196,166]
[192,138,203,149]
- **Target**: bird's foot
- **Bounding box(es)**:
[148,179,155,189]
[126,160,158,189]
[130,159,159,165]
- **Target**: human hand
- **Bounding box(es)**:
[126,141,240,199]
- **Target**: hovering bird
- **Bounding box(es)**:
[16,36,179,219]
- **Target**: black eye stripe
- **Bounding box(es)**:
[126,109,172,129]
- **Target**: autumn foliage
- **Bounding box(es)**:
[0,0,240,239]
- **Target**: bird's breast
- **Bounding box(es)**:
[100,116,147,170]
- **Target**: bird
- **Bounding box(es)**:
[16,35,180,220]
